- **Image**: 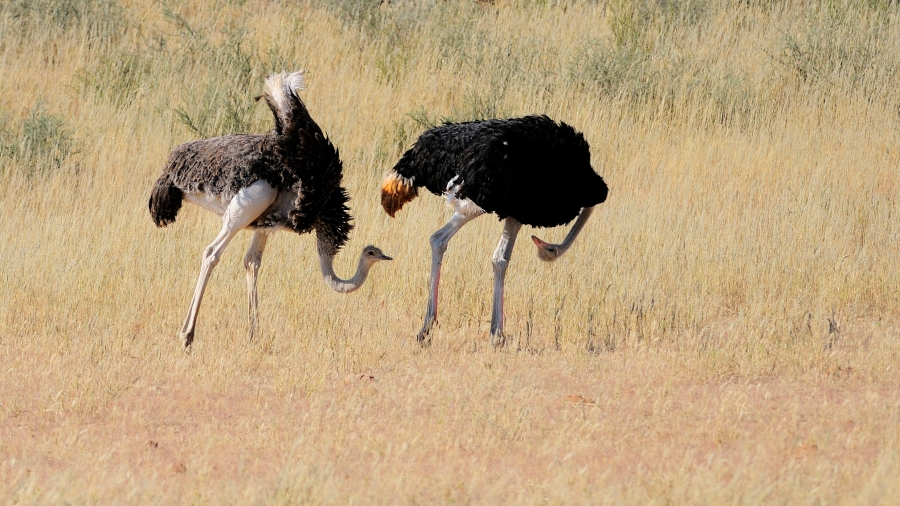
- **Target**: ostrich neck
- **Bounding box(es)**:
[317,237,370,293]
[555,206,595,253]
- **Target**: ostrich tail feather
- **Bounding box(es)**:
[264,71,306,113]
[260,70,310,137]
[148,173,182,227]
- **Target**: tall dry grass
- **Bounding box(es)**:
[1,0,899,503]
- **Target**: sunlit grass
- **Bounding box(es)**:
[1,0,899,503]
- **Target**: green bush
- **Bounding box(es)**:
[0,103,75,176]
[161,11,290,137]
[1,0,125,46]
[76,50,150,106]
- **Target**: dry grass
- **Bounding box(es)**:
[1,0,899,503]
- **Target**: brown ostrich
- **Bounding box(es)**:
[149,71,391,348]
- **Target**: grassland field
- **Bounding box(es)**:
[1,0,899,503]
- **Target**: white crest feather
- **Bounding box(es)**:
[264,70,306,118]
[285,70,306,96]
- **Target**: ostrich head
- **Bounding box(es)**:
[316,239,392,293]
[361,245,393,263]
[531,236,562,262]
[530,207,596,262]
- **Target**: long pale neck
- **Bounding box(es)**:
[317,237,370,293]
[555,206,595,255]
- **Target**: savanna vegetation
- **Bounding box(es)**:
[1,0,899,503]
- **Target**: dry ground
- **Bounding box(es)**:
[4,334,900,503]
[1,0,899,503]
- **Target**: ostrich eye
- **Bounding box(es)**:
[367,250,374,256]
[549,248,556,253]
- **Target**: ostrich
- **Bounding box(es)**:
[149,70,391,349]
[381,115,608,345]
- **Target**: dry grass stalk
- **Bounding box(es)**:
[1,0,898,503]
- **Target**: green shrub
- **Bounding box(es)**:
[76,50,150,107]
[569,39,655,102]
[0,103,75,176]
[162,12,291,137]
[1,0,125,45]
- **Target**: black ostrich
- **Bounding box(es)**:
[149,71,391,349]
[381,115,608,345]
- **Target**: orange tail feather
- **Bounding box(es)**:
[380,171,418,217]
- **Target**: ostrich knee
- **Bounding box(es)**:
[492,256,510,275]
[429,232,450,256]
[244,253,262,272]
[202,245,223,269]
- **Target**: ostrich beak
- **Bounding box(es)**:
[531,235,548,248]
[380,254,393,261]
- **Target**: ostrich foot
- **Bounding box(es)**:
[417,318,436,346]
[180,330,194,350]
[490,330,509,348]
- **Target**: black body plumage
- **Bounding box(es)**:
[391,115,608,228]
[148,75,353,254]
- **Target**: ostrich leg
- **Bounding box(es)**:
[419,211,479,343]
[179,181,277,349]
[244,230,270,341]
[490,217,522,347]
